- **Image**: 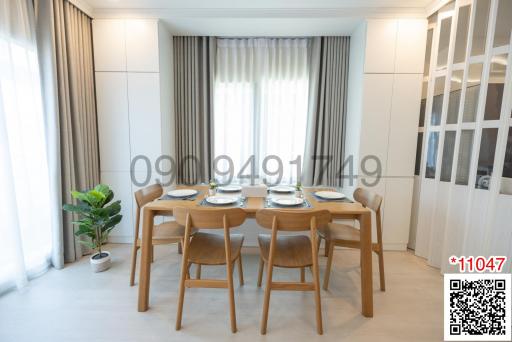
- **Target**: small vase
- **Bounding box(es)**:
[295,190,303,198]
[209,188,216,196]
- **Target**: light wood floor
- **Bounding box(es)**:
[0,244,443,341]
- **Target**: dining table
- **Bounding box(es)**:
[136,185,374,318]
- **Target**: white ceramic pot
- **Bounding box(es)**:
[90,251,111,272]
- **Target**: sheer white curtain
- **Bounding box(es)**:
[0,0,53,292]
[214,38,309,184]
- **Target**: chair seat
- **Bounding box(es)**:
[188,232,244,265]
[258,234,312,268]
[318,223,360,242]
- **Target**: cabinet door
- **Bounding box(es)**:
[101,171,133,242]
[95,72,131,172]
[387,74,423,177]
[395,19,428,73]
[382,177,414,250]
[364,20,397,73]
[126,20,159,72]
[92,20,126,72]
[127,73,162,172]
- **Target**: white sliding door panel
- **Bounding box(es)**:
[387,74,423,177]
[126,20,159,72]
[427,182,450,268]
[382,178,414,250]
[414,179,437,258]
[364,20,397,73]
[463,190,490,256]
[92,20,126,72]
[95,72,131,172]
[359,74,394,172]
[486,195,512,257]
[100,171,133,241]
[395,19,428,74]
[127,73,162,173]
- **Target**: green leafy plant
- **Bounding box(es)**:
[63,184,122,258]
[209,179,218,190]
[295,181,302,191]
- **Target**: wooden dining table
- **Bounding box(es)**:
[137,185,374,317]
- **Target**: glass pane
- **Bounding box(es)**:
[462,63,483,122]
[424,29,433,76]
[419,79,428,127]
[484,54,508,120]
[441,131,457,182]
[470,0,491,57]
[493,0,512,48]
[456,130,475,185]
[431,77,445,126]
[447,70,464,124]
[453,6,471,64]
[475,128,498,189]
[501,127,512,194]
[437,17,452,69]
[415,132,424,176]
[425,132,440,179]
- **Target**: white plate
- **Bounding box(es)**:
[271,197,304,206]
[269,185,295,193]
[217,185,242,192]
[167,189,198,198]
[314,191,345,200]
[205,196,238,205]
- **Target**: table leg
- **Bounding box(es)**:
[359,211,373,317]
[138,208,154,312]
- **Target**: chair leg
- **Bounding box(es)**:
[178,242,182,255]
[300,267,305,283]
[260,261,274,335]
[324,239,330,257]
[195,264,201,279]
[186,262,191,280]
[237,254,244,286]
[176,246,190,330]
[323,242,335,290]
[257,257,264,287]
[226,260,237,333]
[129,244,139,286]
[312,251,323,335]
[378,250,386,291]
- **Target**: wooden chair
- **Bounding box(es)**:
[256,209,331,335]
[129,183,196,286]
[174,207,246,333]
[318,187,385,291]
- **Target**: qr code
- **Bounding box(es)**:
[445,273,511,341]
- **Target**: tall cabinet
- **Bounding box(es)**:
[92,19,175,242]
[345,19,427,250]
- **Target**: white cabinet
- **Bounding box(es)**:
[126,20,160,72]
[382,178,414,250]
[395,20,428,74]
[127,73,162,172]
[95,72,130,172]
[386,74,423,177]
[93,19,174,243]
[364,20,397,74]
[92,20,126,72]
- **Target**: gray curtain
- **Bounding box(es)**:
[173,36,215,184]
[35,0,99,265]
[303,37,350,187]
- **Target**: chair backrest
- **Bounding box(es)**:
[134,183,163,209]
[353,188,382,213]
[173,207,247,230]
[256,209,331,232]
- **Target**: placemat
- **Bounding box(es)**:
[159,191,202,201]
[311,194,354,203]
[198,197,247,208]
[264,197,313,209]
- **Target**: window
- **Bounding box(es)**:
[501,127,512,194]
[447,70,463,124]
[456,130,475,185]
[440,131,456,182]
[431,77,445,126]
[470,0,491,57]
[425,132,440,179]
[214,38,309,184]
[415,133,424,176]
[493,0,512,48]
[453,6,471,64]
[475,128,498,189]
[462,63,483,122]
[484,54,508,121]
[437,17,452,69]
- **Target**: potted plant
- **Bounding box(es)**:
[295,181,303,198]
[63,184,122,272]
[208,179,218,196]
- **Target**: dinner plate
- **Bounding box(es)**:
[167,189,198,198]
[269,185,295,193]
[314,191,346,200]
[271,197,304,207]
[217,185,242,192]
[205,196,238,205]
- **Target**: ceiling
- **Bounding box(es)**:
[78,0,440,36]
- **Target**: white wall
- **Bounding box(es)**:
[346,18,427,251]
[93,19,175,243]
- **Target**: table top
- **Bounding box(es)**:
[144,185,370,217]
